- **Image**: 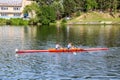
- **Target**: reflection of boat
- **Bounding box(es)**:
[16,48,108,53]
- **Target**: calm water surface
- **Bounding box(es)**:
[0,25,120,80]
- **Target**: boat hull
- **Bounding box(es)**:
[16,48,108,53]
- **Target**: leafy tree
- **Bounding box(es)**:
[23,2,40,24]
[30,0,120,25]
[74,0,84,11]
[33,0,54,5]
[23,2,39,18]
[84,0,97,12]
[112,0,118,13]
[52,0,64,20]
[118,0,120,8]
[39,5,56,25]
[63,0,76,17]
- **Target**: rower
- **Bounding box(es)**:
[67,42,74,49]
[55,43,62,50]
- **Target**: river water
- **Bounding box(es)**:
[0,25,120,80]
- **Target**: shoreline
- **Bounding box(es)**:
[66,21,120,25]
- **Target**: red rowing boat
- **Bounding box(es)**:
[16,48,108,53]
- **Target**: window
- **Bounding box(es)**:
[14,13,21,16]
[1,7,8,10]
[13,7,20,10]
[1,13,8,16]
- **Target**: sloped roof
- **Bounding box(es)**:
[0,0,22,7]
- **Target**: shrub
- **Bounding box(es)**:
[8,18,28,25]
[29,18,38,25]
[61,18,67,23]
[0,19,6,25]
[76,11,81,17]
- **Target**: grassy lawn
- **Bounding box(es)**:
[68,12,120,24]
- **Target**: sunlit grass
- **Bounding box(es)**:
[68,12,120,23]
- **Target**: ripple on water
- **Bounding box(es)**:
[0,26,120,80]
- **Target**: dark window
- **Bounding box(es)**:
[14,13,21,16]
[1,13,8,16]
[13,7,20,10]
[1,7,8,10]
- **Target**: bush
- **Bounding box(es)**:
[41,18,50,25]
[20,19,29,25]
[0,18,29,25]
[0,19,6,25]
[8,18,28,25]
[61,18,67,23]
[29,18,38,25]
[76,11,81,17]
[6,19,11,25]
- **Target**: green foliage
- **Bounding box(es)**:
[8,18,28,25]
[23,2,40,21]
[34,0,54,5]
[34,0,120,15]
[84,0,97,12]
[29,17,39,25]
[6,19,11,25]
[61,18,67,23]
[32,0,120,24]
[39,5,56,25]
[23,2,39,14]
[63,0,76,16]
[0,19,6,25]
[76,11,81,17]
[0,18,29,25]
[52,1,64,20]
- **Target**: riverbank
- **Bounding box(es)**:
[0,11,120,26]
[67,21,120,25]
[0,18,28,25]
[66,11,120,25]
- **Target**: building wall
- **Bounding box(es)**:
[22,0,33,18]
[0,0,32,19]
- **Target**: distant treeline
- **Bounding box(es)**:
[1,0,120,25]
[34,0,120,16]
[24,0,120,25]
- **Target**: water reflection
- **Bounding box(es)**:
[64,25,120,47]
[0,25,120,48]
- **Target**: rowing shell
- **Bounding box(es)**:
[16,48,108,53]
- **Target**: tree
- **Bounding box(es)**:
[30,0,120,24]
[52,0,64,20]
[39,5,56,25]
[84,0,97,12]
[63,0,76,17]
[23,2,40,24]
[112,0,118,13]
[74,0,84,11]
[33,0,54,5]
[23,2,39,18]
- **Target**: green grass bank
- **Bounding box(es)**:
[67,11,120,25]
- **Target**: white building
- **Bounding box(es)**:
[0,0,32,19]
